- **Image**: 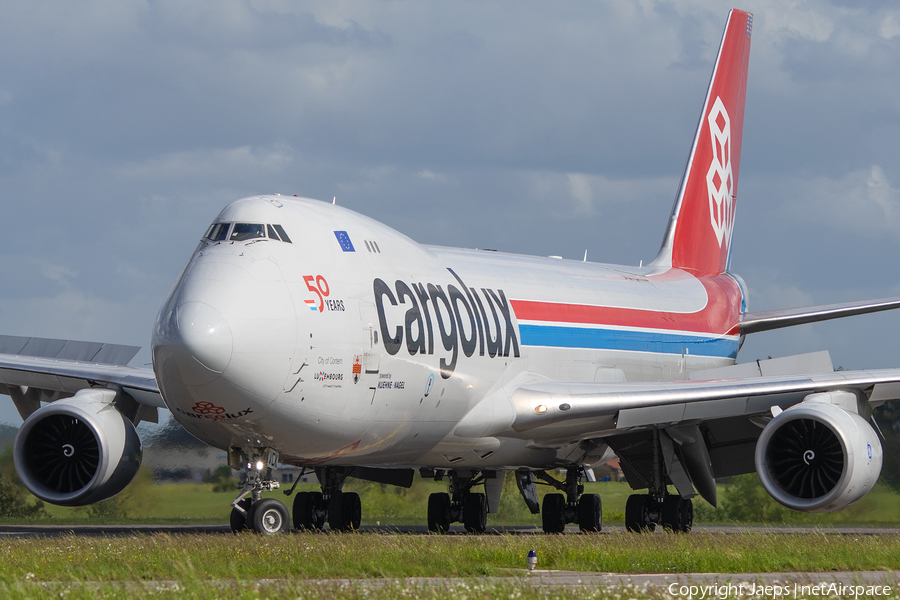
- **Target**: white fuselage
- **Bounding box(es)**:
[151,195,744,470]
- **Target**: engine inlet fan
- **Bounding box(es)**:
[14,390,142,506]
[23,414,101,494]
[766,417,844,500]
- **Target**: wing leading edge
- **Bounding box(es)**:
[0,335,161,422]
[509,367,900,438]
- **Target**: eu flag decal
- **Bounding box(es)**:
[334,230,355,252]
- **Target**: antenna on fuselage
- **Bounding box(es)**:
[333,196,336,205]
[583,250,587,262]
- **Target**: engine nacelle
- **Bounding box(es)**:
[755,394,882,513]
[13,389,142,507]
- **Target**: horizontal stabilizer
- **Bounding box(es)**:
[740,296,900,334]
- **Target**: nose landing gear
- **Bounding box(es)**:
[228,450,364,534]
[229,447,291,534]
[250,498,291,534]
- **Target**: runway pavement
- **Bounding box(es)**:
[1,523,899,537]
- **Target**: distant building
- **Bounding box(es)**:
[593,459,625,482]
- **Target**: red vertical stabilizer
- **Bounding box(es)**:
[652,9,752,276]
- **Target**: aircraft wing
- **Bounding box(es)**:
[0,335,162,422]
[499,353,900,505]
[509,368,900,437]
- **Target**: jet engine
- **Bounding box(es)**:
[13,388,142,507]
[755,394,882,513]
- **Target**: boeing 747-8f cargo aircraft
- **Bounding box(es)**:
[3,9,900,534]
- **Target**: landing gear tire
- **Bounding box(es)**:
[541,493,566,533]
[462,493,487,534]
[344,492,362,531]
[309,491,326,529]
[625,494,655,532]
[661,495,681,532]
[427,492,452,533]
[329,491,362,532]
[249,498,291,535]
[293,491,325,531]
[662,496,693,533]
[682,498,693,532]
[230,498,252,534]
[577,493,602,533]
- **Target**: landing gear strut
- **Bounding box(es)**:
[229,447,291,535]
[530,468,601,533]
[623,430,693,533]
[426,470,488,533]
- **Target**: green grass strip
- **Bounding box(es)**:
[0,531,898,583]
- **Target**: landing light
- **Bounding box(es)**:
[535,405,548,414]
[255,461,265,471]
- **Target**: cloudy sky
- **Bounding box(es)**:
[1,1,899,426]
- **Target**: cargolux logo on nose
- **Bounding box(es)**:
[192,401,226,415]
[706,96,734,250]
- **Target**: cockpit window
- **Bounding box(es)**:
[272,224,292,243]
[205,223,230,241]
[205,222,291,244]
[230,223,266,241]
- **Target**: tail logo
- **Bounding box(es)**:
[706,96,735,250]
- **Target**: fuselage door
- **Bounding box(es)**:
[358,301,381,376]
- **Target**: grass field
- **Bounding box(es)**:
[3,476,900,599]
[0,580,713,600]
[2,477,898,598]
[0,531,899,599]
[5,531,900,578]
[3,458,900,599]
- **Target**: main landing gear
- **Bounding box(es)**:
[426,471,489,533]
[518,468,601,533]
[291,467,361,532]
[624,493,693,532]
[623,430,693,533]
[424,467,602,534]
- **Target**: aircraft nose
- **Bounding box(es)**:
[154,297,234,387]
[153,252,297,406]
[174,301,233,383]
